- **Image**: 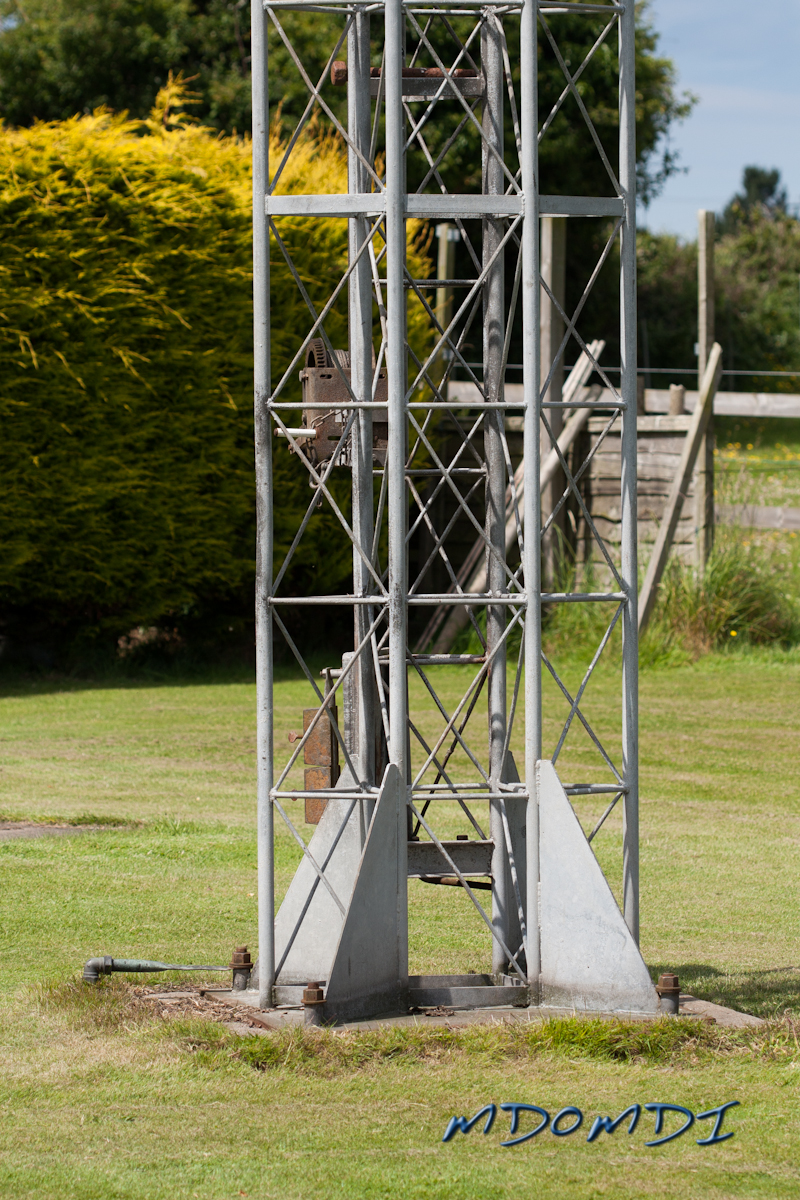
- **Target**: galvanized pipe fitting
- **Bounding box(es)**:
[302,981,325,1026]
[230,946,253,991]
[656,972,681,1015]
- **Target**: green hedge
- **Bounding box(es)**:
[0,85,431,654]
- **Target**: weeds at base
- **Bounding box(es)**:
[31,977,800,1077]
[455,531,800,670]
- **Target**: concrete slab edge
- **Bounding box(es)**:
[205,990,763,1032]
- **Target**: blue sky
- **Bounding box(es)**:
[640,0,800,240]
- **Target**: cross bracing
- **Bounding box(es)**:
[251,0,645,1018]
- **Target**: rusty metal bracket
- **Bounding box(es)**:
[294,340,388,471]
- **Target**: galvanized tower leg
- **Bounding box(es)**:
[348,8,377,813]
[482,13,509,977]
[520,0,541,1002]
[384,0,409,975]
[251,0,274,1010]
[619,1,639,943]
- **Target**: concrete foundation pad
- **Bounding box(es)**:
[204,988,763,1032]
[679,993,763,1028]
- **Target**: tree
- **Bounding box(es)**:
[720,166,789,235]
[0,0,253,134]
[635,164,800,387]
[0,0,691,203]
[634,207,800,389]
[716,206,800,384]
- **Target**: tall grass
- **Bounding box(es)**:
[455,533,799,668]
[644,533,798,661]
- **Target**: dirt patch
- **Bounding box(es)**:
[0,821,111,841]
[136,983,273,1032]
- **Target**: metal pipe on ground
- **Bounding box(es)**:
[418,874,492,891]
[82,957,230,984]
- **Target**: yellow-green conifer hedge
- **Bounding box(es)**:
[0,87,431,652]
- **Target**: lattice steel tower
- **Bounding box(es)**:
[251,0,659,1019]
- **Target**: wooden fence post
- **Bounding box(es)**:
[638,342,723,633]
[435,223,458,395]
[695,210,716,570]
[668,384,685,415]
[540,215,567,588]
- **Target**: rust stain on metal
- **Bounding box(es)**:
[301,703,340,824]
[302,982,325,1005]
[331,60,479,85]
[302,707,337,768]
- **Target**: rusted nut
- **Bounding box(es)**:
[230,945,253,991]
[656,972,681,1015]
[303,981,325,1026]
[331,60,347,86]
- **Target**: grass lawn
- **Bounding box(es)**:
[2,648,800,1197]
[2,991,800,1200]
[717,416,800,510]
[715,417,800,620]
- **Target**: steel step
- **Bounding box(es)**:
[274,974,529,1009]
[407,839,493,878]
[410,984,528,1009]
[409,974,528,1009]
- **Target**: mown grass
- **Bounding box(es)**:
[3,653,800,1004]
[230,1018,773,1075]
[3,974,800,1199]
[2,651,800,1196]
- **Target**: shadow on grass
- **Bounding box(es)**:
[0,656,317,698]
[653,962,800,1020]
